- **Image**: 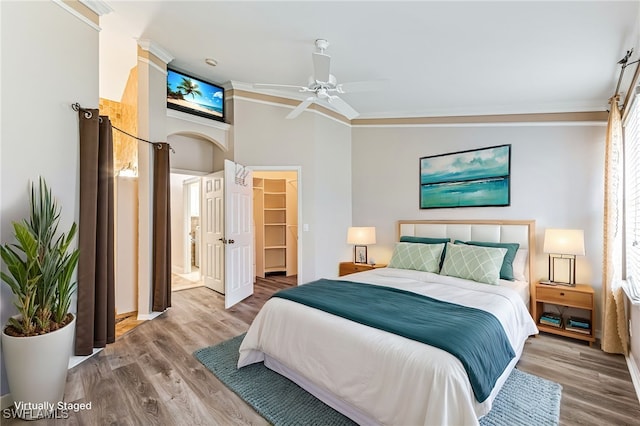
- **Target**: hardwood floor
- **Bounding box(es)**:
[5,275,640,425]
[114,313,146,340]
[171,271,204,292]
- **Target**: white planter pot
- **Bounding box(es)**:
[1,315,75,420]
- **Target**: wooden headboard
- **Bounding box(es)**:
[397,219,536,309]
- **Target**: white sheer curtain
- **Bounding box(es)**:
[602,95,628,354]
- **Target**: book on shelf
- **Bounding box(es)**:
[567,316,591,329]
[565,324,592,335]
[540,312,561,320]
[539,312,562,325]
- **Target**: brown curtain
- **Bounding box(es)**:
[75,110,115,356]
[152,143,172,312]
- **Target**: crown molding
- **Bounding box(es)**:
[78,0,113,16]
[227,81,607,127]
[52,0,100,31]
[137,39,174,65]
[354,97,611,119]
[352,111,608,127]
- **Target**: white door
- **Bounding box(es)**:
[202,171,225,293]
[224,159,254,308]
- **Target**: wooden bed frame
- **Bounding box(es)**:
[397,219,536,311]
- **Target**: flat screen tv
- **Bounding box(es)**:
[167,67,225,122]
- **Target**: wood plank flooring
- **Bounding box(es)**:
[5,275,640,425]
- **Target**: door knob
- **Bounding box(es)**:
[218,238,227,244]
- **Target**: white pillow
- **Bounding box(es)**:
[440,243,507,285]
[512,249,528,282]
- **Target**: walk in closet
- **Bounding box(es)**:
[253,171,298,278]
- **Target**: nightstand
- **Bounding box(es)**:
[339,262,386,277]
[533,282,596,346]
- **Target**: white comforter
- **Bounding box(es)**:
[238,268,538,426]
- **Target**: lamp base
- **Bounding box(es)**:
[548,254,577,286]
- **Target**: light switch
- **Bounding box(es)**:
[303,224,309,232]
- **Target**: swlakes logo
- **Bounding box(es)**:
[2,401,92,419]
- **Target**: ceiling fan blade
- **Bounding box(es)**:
[312,52,331,83]
[327,96,359,120]
[286,97,315,119]
[253,83,307,91]
[337,79,388,93]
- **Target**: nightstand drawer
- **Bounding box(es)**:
[537,286,592,309]
[351,264,372,273]
[339,263,372,276]
[339,262,387,277]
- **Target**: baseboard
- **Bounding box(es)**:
[1,392,13,410]
[137,310,164,321]
[69,347,103,369]
[626,351,640,404]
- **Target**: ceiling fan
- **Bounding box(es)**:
[254,39,376,120]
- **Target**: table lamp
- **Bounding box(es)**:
[347,227,376,264]
[543,228,585,286]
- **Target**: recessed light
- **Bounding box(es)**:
[205,58,218,67]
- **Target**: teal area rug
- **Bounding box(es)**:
[194,335,562,426]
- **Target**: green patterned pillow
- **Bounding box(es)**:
[388,242,445,273]
[440,243,507,285]
[454,240,520,281]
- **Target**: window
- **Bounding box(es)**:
[624,89,640,285]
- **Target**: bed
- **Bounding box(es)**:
[238,220,539,426]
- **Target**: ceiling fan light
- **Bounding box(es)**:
[315,38,329,52]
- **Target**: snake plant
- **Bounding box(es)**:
[0,178,79,336]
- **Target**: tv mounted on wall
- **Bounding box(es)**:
[167,67,225,122]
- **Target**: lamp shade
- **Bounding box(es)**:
[347,227,376,245]
[543,229,585,256]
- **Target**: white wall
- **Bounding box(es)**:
[233,100,352,282]
[168,134,220,173]
[352,124,606,328]
[0,1,98,397]
[136,47,169,317]
[170,174,187,271]
[313,114,353,278]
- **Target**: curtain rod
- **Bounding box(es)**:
[613,49,640,113]
[621,59,640,119]
[71,103,174,153]
[614,49,634,97]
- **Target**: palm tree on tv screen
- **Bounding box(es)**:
[177,77,202,99]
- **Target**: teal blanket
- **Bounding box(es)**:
[272,279,515,402]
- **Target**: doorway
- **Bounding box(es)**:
[252,168,300,286]
[170,172,204,291]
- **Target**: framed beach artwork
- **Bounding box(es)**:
[419,144,511,209]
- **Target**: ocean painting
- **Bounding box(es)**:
[167,69,224,121]
[419,144,511,209]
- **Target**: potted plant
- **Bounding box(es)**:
[1,178,79,420]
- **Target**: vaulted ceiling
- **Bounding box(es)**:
[100,1,640,119]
